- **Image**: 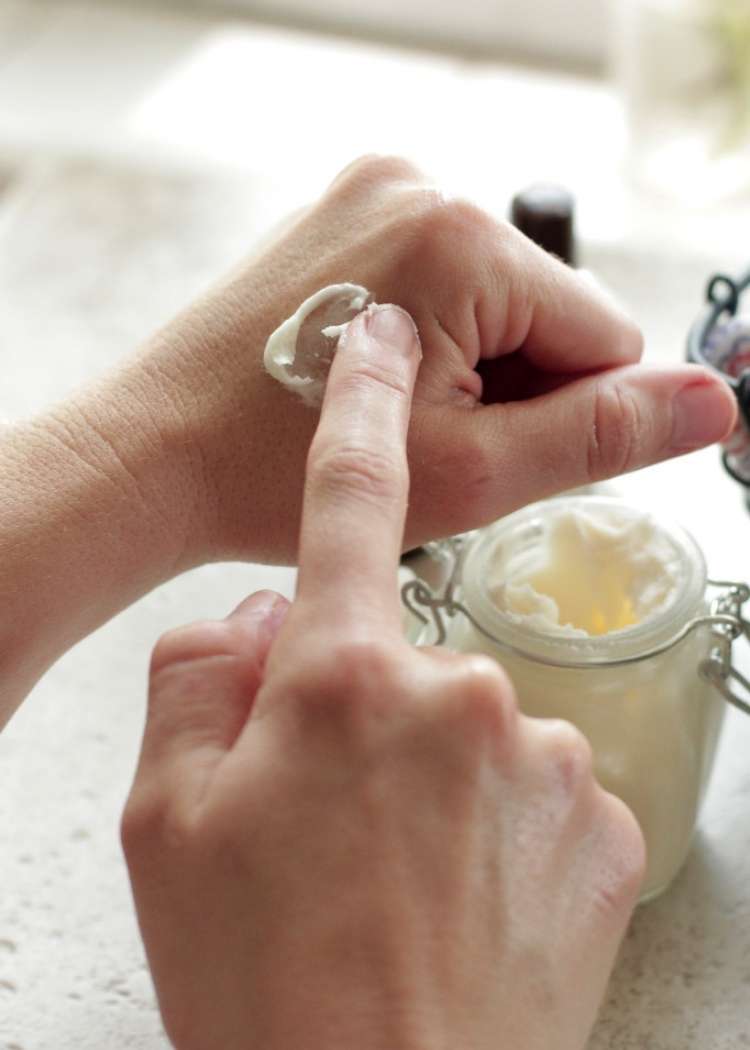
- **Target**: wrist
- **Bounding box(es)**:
[145,279,317,565]
[0,371,203,722]
[48,363,203,575]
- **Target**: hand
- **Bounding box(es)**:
[123,305,645,1050]
[102,153,735,564]
[3,154,734,720]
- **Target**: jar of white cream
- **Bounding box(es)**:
[403,496,750,901]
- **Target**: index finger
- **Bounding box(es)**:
[296,303,421,628]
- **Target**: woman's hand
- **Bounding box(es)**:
[1,154,734,722]
[120,154,734,563]
[123,305,646,1050]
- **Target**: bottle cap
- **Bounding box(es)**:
[510,185,576,266]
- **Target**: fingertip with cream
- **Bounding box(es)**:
[360,303,423,361]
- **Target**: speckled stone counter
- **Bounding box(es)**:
[2,160,750,1049]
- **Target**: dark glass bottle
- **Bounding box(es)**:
[510,184,576,267]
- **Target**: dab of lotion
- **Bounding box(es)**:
[263,283,372,406]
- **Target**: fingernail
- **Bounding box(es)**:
[228,590,289,627]
[364,304,421,356]
[265,594,290,633]
[671,379,737,450]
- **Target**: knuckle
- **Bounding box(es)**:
[329,153,423,195]
[441,196,495,235]
[318,638,400,697]
[542,719,594,794]
[289,638,406,732]
[456,655,518,733]
[121,788,196,860]
[120,790,165,857]
[416,195,497,256]
[119,801,141,857]
[150,620,228,677]
[308,440,405,509]
[587,378,644,481]
[433,654,519,759]
[592,791,647,915]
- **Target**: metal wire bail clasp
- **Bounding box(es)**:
[400,535,471,646]
[699,580,750,716]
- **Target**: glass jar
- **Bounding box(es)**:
[404,496,750,901]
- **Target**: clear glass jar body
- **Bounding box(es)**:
[442,497,726,901]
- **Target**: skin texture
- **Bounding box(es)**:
[123,306,647,1050]
[0,155,736,724]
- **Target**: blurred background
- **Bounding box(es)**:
[2,1,750,206]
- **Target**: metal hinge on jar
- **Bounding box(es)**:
[699,581,750,716]
[401,535,470,648]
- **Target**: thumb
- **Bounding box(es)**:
[133,590,290,799]
[456,364,736,518]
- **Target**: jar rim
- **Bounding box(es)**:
[459,495,707,668]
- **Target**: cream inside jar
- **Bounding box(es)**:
[486,503,682,639]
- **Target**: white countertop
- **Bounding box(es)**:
[2,7,750,1048]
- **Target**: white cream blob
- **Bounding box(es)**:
[488,505,681,638]
[263,283,372,405]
